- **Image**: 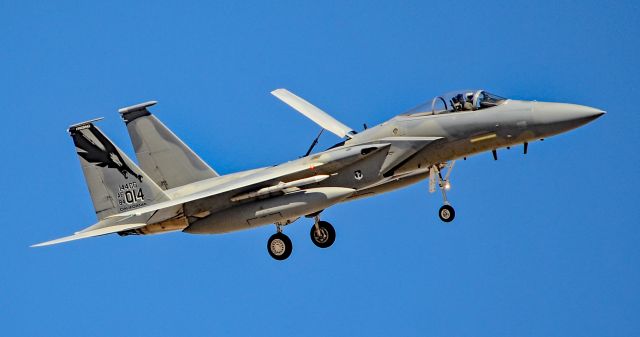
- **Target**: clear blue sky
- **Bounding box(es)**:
[1,1,638,336]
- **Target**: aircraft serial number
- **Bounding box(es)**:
[117,188,145,206]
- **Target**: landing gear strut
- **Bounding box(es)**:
[267,224,292,260]
[430,161,456,223]
[310,215,336,248]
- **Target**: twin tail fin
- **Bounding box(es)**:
[69,120,169,220]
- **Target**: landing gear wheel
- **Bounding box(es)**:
[310,221,336,248]
[267,233,292,260]
[439,204,455,222]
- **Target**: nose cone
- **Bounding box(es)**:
[533,102,605,135]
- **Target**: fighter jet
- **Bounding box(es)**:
[32,89,604,260]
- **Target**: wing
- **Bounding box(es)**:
[109,143,390,219]
[271,89,355,138]
[108,162,326,219]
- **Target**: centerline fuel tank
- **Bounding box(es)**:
[183,187,355,234]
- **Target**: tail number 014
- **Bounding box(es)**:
[117,183,145,206]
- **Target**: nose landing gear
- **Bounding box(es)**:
[438,204,455,222]
[430,161,456,223]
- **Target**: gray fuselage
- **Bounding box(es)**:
[179,98,603,234]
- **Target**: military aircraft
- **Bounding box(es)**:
[32,89,604,260]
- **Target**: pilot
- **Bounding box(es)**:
[451,94,464,111]
[463,93,474,111]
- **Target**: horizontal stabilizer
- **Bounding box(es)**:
[271,89,355,138]
[31,223,146,247]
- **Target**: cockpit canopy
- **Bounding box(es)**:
[403,89,507,117]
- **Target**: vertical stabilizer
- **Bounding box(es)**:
[119,101,219,190]
[69,120,170,220]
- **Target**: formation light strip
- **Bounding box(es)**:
[470,133,497,143]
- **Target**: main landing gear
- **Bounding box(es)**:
[267,215,336,261]
[430,161,456,223]
[310,215,336,248]
[267,226,293,261]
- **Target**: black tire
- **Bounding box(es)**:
[310,221,336,248]
[438,204,455,222]
[267,233,293,260]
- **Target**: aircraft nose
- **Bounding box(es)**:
[568,104,606,121]
[533,102,605,133]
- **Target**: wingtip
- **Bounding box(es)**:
[30,241,53,248]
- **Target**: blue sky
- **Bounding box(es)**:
[1,0,639,336]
